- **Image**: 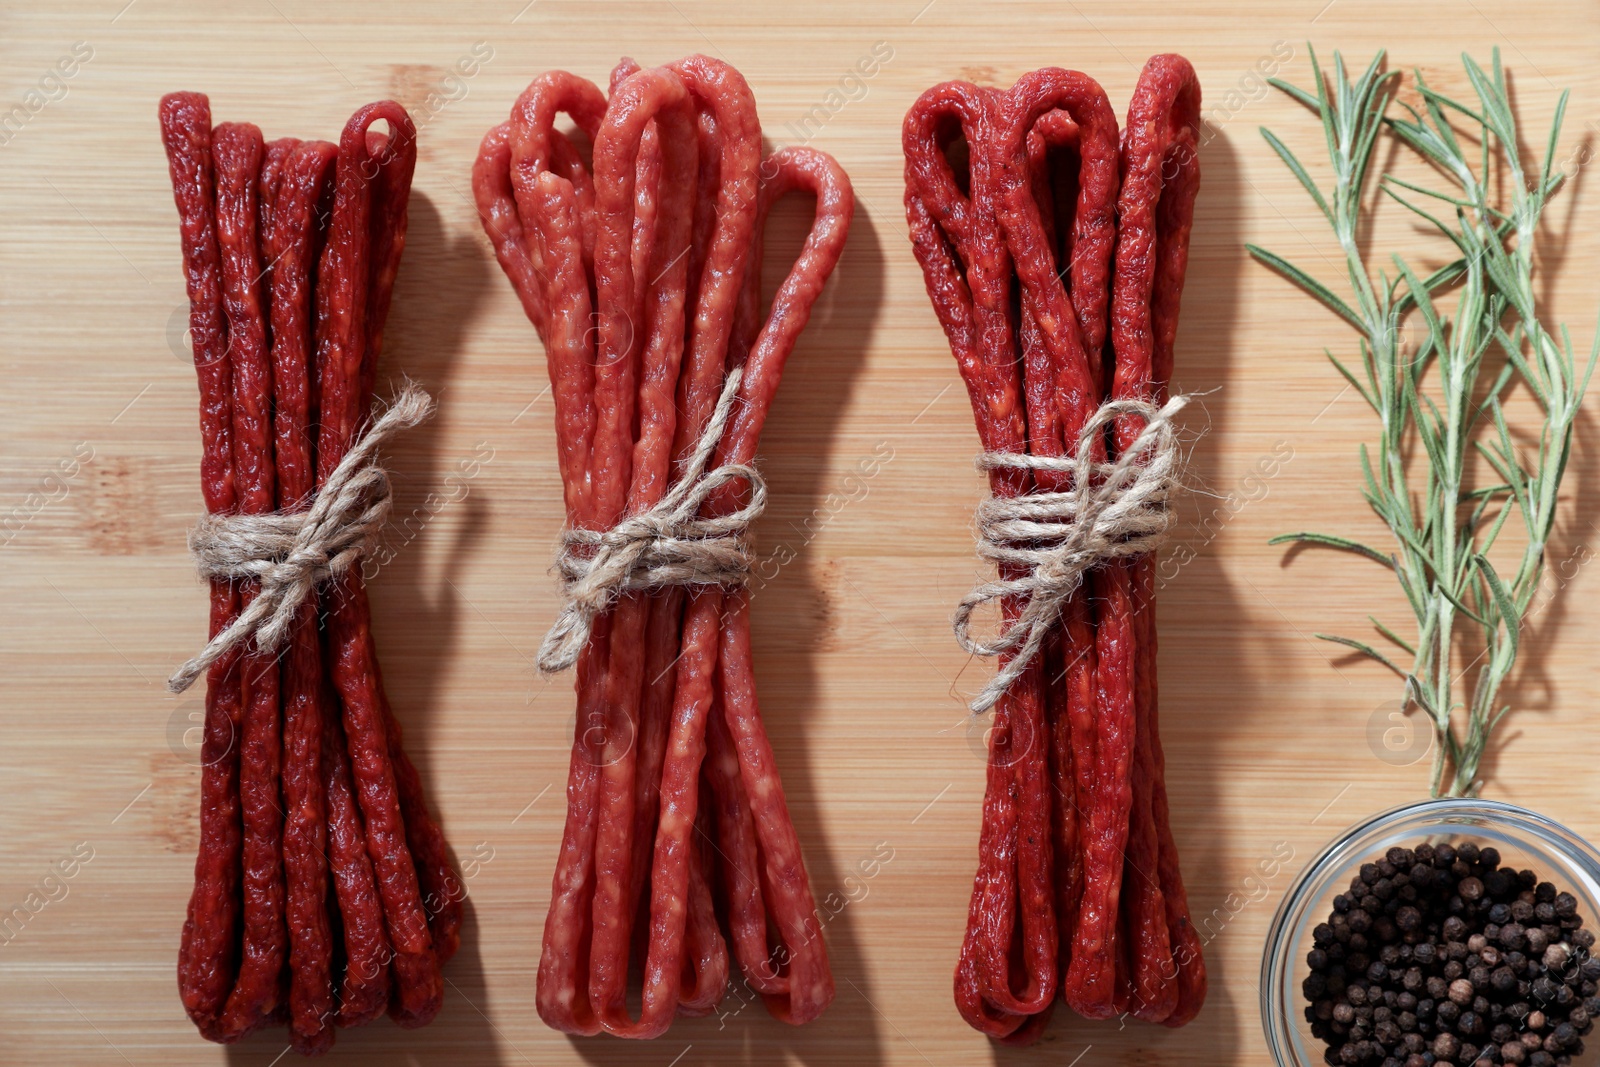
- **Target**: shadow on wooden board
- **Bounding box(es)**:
[369,188,503,1060]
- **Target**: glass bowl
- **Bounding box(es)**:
[1262,798,1600,1066]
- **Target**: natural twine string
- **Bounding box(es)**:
[166,384,435,694]
[954,393,1190,715]
[537,366,763,674]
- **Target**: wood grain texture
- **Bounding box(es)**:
[2,1,1600,1063]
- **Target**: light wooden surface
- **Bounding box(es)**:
[4,2,1600,1064]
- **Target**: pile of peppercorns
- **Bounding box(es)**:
[1305,841,1599,1066]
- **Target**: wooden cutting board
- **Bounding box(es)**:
[5,1,1600,1063]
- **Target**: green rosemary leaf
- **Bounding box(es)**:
[1540,91,1570,190]
[1267,76,1321,112]
[1392,558,1429,624]
[1476,554,1520,662]
[1382,174,1478,209]
[1386,509,1442,570]
[1268,531,1395,567]
[1314,633,1408,677]
[1464,52,1518,161]
[1395,258,1447,346]
[1415,71,1478,153]
[1473,442,1519,505]
[1308,44,1341,176]
[1261,129,1332,221]
[1477,484,1517,557]
[1575,315,1600,401]
[1245,245,1365,330]
[1494,327,1547,407]
[1436,581,1490,629]
[1420,80,1488,135]
[1460,484,1513,501]
[1477,362,1518,425]
[1328,351,1378,409]
[1488,401,1532,504]
[1371,616,1416,655]
[1350,57,1398,195]
[1381,184,1472,250]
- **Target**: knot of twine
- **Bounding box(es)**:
[537,367,763,674]
[167,384,435,694]
[954,394,1189,714]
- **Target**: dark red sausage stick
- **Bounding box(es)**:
[268,139,339,1053]
[162,91,245,1042]
[1109,55,1205,1027]
[211,119,290,1043]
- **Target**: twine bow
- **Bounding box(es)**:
[954,394,1189,714]
[536,367,764,674]
[167,384,435,694]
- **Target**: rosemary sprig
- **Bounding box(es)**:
[1247,47,1594,798]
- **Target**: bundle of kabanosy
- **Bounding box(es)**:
[902,54,1206,1039]
[161,92,459,1054]
[474,55,853,1036]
